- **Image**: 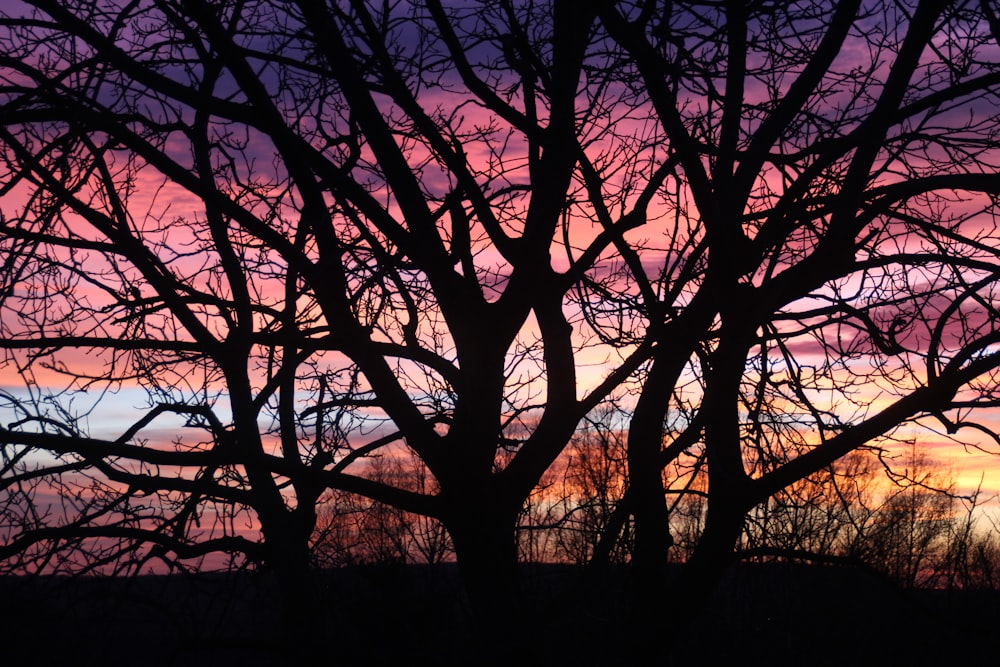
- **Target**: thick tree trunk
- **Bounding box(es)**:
[672,506,744,611]
[627,470,674,661]
[629,463,674,600]
[624,498,746,664]
[442,498,524,663]
[648,506,745,664]
[262,519,331,665]
[626,361,676,593]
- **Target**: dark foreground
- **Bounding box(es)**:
[2,562,998,666]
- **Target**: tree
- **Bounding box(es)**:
[740,447,959,586]
[0,0,656,653]
[4,0,1000,661]
[590,0,1000,647]
[312,454,452,568]
[520,403,634,565]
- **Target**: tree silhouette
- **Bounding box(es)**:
[0,0,644,652]
[592,0,1000,634]
[3,0,1000,660]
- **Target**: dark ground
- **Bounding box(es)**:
[2,562,997,666]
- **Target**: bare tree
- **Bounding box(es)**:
[520,404,633,565]
[312,454,452,568]
[740,447,964,587]
[741,450,881,561]
[0,1,659,651]
[587,1,1000,651]
[4,0,1000,660]
[853,449,956,586]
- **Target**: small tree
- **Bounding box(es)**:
[312,455,452,568]
[523,406,633,566]
[855,450,956,586]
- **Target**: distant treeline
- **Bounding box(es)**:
[315,426,1000,592]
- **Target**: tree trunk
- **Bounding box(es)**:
[626,361,676,592]
[625,499,746,664]
[262,519,331,665]
[442,498,524,663]
[629,463,674,601]
[672,506,744,610]
[658,507,746,664]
